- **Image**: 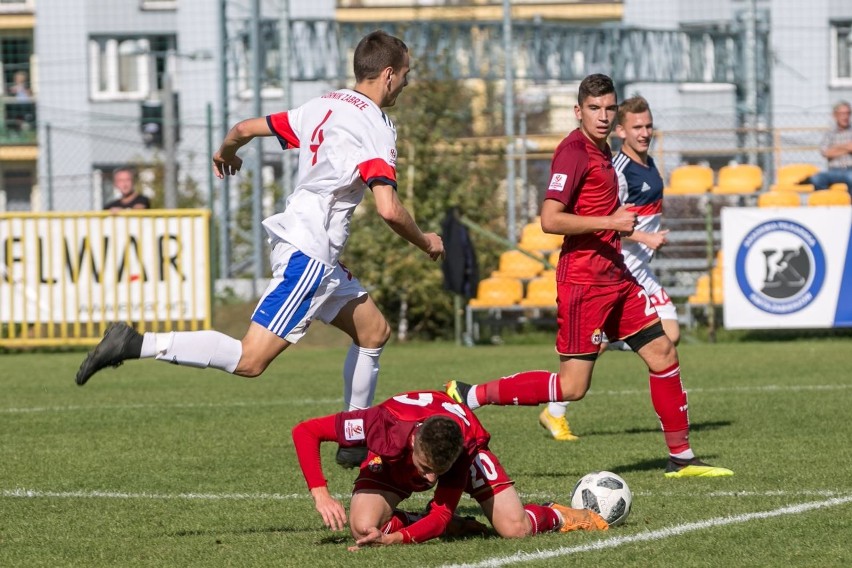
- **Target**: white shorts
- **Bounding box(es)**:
[629,263,678,321]
[252,241,367,343]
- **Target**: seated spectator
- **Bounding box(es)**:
[104,168,151,211]
[809,101,852,192]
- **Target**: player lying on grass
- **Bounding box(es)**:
[291,390,608,549]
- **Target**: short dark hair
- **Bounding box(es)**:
[113,167,135,179]
[414,416,463,474]
[353,30,408,82]
[617,96,651,126]
[578,73,616,105]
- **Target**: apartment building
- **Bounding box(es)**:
[0,0,35,211]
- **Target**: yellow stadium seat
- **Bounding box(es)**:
[468,277,524,308]
[712,164,763,195]
[807,190,851,207]
[664,165,714,195]
[687,274,723,305]
[539,269,557,281]
[491,249,545,280]
[518,222,563,252]
[770,163,819,192]
[758,191,801,208]
[829,183,849,192]
[520,276,557,308]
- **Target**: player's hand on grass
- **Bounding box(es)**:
[422,232,445,261]
[348,526,403,551]
[611,203,638,236]
[310,487,347,531]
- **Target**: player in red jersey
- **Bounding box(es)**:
[446,74,733,479]
[292,390,608,548]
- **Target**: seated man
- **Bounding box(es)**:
[810,101,852,192]
[291,390,608,548]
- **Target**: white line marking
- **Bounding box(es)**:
[440,495,852,568]
[0,398,342,414]
[2,383,849,414]
[5,488,849,503]
[1,488,342,501]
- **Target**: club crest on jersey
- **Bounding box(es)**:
[367,456,383,473]
[591,328,603,345]
[547,173,567,192]
[388,147,397,166]
[343,419,365,441]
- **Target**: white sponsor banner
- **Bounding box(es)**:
[0,214,210,323]
[721,207,852,329]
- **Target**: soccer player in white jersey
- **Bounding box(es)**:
[611,95,679,345]
[76,31,445,467]
[541,96,680,441]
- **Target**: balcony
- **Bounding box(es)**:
[0,96,35,145]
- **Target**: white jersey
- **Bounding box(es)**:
[264,89,398,266]
[613,152,664,274]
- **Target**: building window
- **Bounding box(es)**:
[236,19,284,98]
[832,22,852,86]
[88,36,176,101]
[140,0,177,10]
[3,169,33,212]
[0,0,34,13]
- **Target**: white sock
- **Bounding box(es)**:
[343,344,383,411]
[671,449,695,461]
[142,330,242,373]
[466,388,481,410]
[547,401,569,417]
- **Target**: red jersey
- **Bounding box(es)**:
[544,128,627,284]
[291,391,493,543]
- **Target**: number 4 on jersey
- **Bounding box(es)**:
[310,110,332,165]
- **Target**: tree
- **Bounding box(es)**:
[343,76,507,340]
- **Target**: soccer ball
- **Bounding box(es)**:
[570,471,632,526]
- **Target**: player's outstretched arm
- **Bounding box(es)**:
[213,117,273,179]
[371,183,444,261]
[292,415,349,530]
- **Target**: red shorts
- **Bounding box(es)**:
[556,278,660,356]
[353,449,514,503]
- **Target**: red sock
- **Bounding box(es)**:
[379,510,419,534]
[523,504,562,534]
[473,371,562,406]
[649,362,690,454]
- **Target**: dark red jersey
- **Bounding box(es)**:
[293,391,490,490]
[544,128,627,284]
[292,391,494,543]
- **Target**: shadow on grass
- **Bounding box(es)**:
[171,526,307,537]
[576,419,733,437]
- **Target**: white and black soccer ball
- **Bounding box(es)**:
[570,471,632,526]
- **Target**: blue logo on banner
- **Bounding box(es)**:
[735,220,826,314]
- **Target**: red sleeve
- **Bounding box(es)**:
[358,158,397,189]
[545,142,589,207]
[291,414,338,489]
[266,112,300,149]
[398,484,463,544]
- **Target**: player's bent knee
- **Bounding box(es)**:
[494,519,531,539]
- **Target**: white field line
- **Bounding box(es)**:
[440,495,852,568]
[3,383,850,414]
[4,488,850,503]
[0,398,342,414]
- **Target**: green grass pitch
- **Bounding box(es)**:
[2,337,851,567]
